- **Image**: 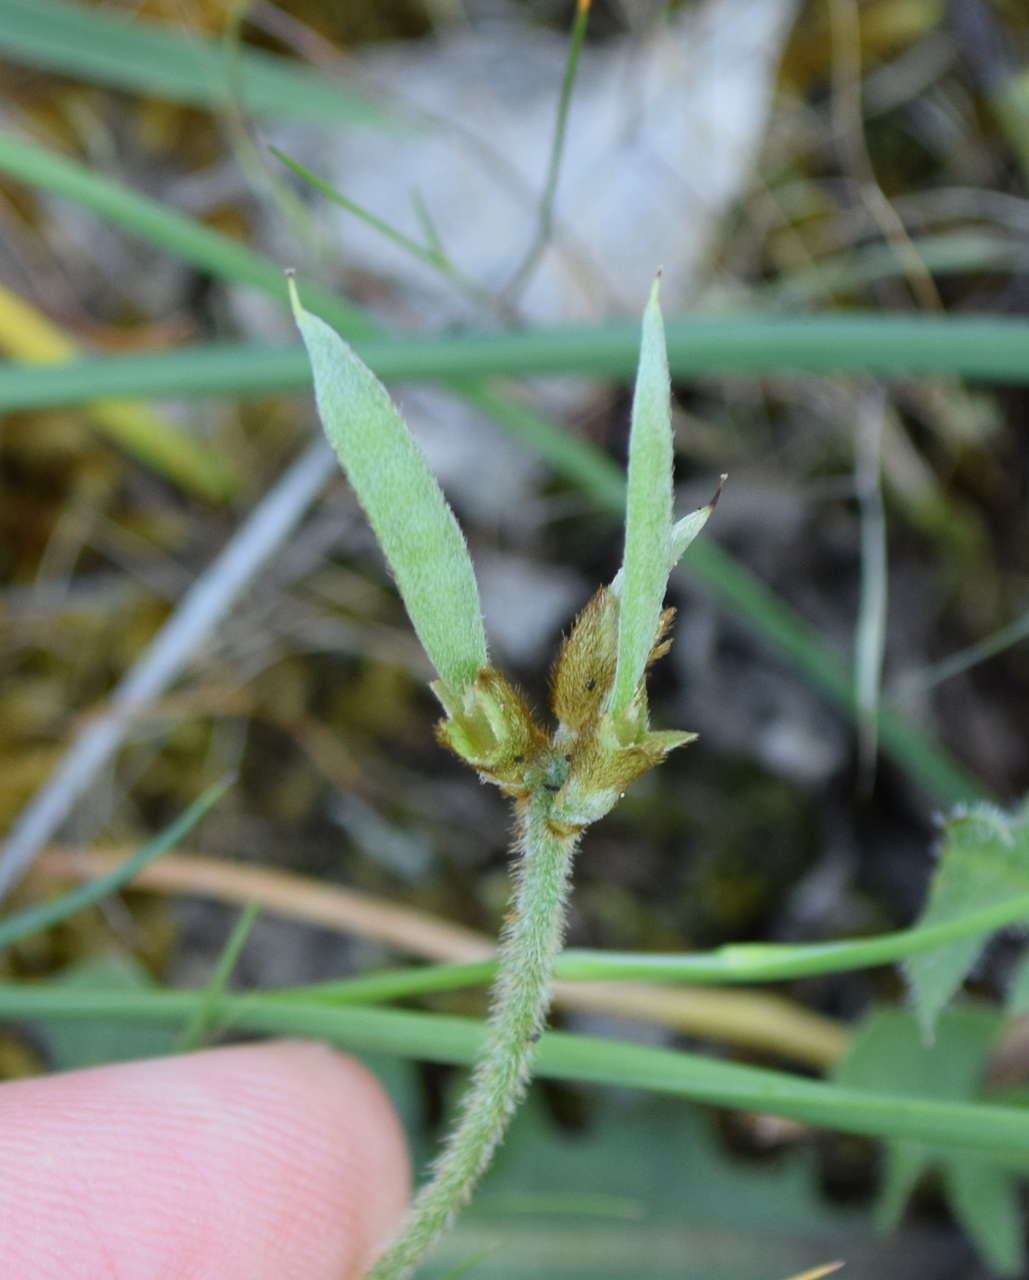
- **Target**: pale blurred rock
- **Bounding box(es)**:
[297,0,800,326]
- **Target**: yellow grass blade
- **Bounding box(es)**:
[0,284,234,500]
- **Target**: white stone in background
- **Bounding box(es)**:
[298,0,799,326]
[391,385,547,536]
[254,1,799,657]
[475,549,587,667]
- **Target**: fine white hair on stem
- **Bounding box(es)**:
[0,438,337,903]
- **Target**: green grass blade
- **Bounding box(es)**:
[0,343,311,407]
[0,0,386,125]
[611,278,673,715]
[176,900,260,1053]
[272,147,489,306]
[272,148,440,268]
[0,778,231,951]
[0,133,374,340]
[504,0,591,300]
[290,280,488,694]
[262,868,1029,993]
[9,985,1029,1159]
[759,231,1026,307]
[854,401,888,777]
[899,607,1029,695]
[554,877,1029,982]
[2,310,1029,411]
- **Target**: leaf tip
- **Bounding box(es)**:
[648,270,663,309]
[284,269,302,322]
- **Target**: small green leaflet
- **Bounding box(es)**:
[670,499,717,568]
[904,800,1029,1038]
[610,277,673,715]
[289,277,487,697]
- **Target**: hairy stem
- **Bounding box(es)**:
[365,787,580,1279]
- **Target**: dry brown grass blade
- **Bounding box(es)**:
[782,1263,846,1280]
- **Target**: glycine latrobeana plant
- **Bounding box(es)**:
[288,273,720,1279]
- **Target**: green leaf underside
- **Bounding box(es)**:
[43,953,174,1070]
[291,290,487,695]
[427,1096,942,1279]
[944,1159,1024,1277]
[835,1007,1022,1275]
[904,802,1029,1038]
[612,279,673,714]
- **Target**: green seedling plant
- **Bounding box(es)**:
[289,272,718,1278]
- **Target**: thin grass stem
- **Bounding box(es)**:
[854,390,888,784]
[176,901,260,1052]
[504,0,591,301]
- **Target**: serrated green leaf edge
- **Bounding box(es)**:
[904,803,1029,1039]
[610,277,673,714]
[835,1006,1021,1273]
[289,279,487,696]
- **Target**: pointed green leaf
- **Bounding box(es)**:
[670,507,712,566]
[608,478,722,597]
[289,279,487,695]
[610,277,673,714]
[905,802,1029,1038]
[944,1158,1024,1276]
[438,1095,942,1279]
[835,1006,1017,1273]
[670,476,725,567]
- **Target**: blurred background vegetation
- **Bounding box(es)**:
[1,1,1028,1276]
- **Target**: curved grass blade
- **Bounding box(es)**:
[0,282,235,500]
[0,777,231,951]
[289,278,487,696]
[176,900,260,1052]
[2,314,1029,412]
[0,0,386,126]
[0,132,373,341]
